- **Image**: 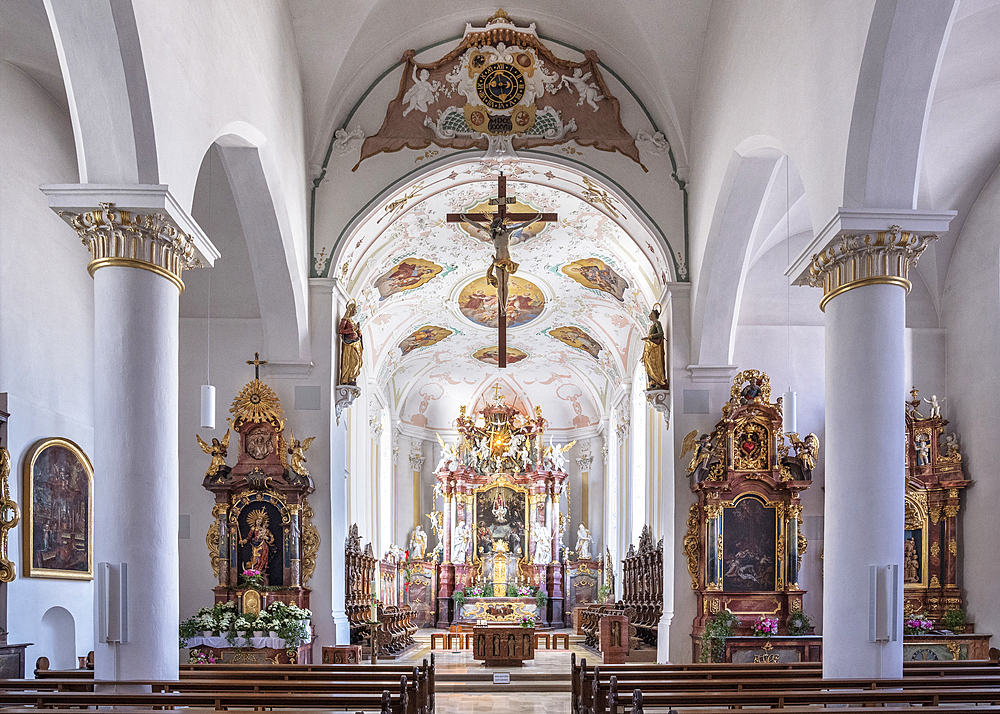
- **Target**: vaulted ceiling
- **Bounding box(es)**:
[339,158,666,432]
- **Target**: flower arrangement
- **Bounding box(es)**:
[466,585,484,597]
[516,584,533,597]
[751,615,778,637]
[519,615,535,629]
[240,569,264,590]
[179,600,312,648]
[904,617,934,635]
[786,610,813,636]
[188,648,217,664]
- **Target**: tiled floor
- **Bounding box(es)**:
[437,691,570,713]
[397,628,587,675]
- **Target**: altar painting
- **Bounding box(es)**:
[375,258,443,300]
[722,495,776,592]
[473,483,527,562]
[23,438,93,579]
[234,500,284,587]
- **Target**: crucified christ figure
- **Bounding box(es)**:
[462,212,540,315]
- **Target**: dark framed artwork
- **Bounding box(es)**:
[722,495,777,592]
[23,438,93,579]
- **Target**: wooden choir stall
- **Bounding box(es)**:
[192,372,320,663]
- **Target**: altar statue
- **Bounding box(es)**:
[452,520,471,563]
[904,538,919,583]
[196,430,230,478]
[532,521,552,564]
[338,300,363,386]
[287,432,315,476]
[240,509,275,574]
[409,524,427,560]
[641,304,668,390]
[575,523,593,559]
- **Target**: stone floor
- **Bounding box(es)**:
[436,691,571,713]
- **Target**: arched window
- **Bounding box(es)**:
[631,365,647,544]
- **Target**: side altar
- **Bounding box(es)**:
[434,386,570,627]
[188,365,319,663]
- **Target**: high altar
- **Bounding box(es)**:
[434,387,571,626]
[194,373,320,663]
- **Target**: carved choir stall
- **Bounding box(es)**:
[435,385,568,627]
[196,371,320,663]
[344,525,417,659]
[682,370,816,661]
[580,527,661,662]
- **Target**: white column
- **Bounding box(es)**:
[790,217,950,679]
[44,197,216,683]
[823,283,905,678]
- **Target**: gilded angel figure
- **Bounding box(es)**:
[287,433,315,477]
[196,430,230,478]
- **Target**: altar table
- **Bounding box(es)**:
[472,625,535,667]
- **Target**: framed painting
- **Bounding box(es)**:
[23,438,93,579]
[721,495,777,592]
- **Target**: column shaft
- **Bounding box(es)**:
[823,283,905,678]
[93,266,179,681]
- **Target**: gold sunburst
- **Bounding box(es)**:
[230,379,284,425]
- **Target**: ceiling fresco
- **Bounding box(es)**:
[337,159,667,433]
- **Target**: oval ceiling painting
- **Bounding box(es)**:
[561,258,629,302]
[548,325,603,359]
[473,345,528,366]
[458,275,545,329]
[399,325,453,356]
[375,258,444,300]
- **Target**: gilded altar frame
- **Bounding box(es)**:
[471,476,529,567]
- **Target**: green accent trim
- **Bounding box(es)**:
[309,31,690,281]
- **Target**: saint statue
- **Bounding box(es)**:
[904,538,919,583]
[461,213,540,316]
[409,524,427,560]
[641,304,668,390]
[532,521,552,564]
[451,520,471,563]
[338,300,363,386]
[196,430,230,478]
[240,509,275,575]
[575,523,593,560]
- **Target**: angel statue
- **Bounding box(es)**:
[196,430,230,479]
[287,433,315,477]
[435,433,460,472]
[544,437,578,472]
[681,430,717,482]
[923,394,945,418]
[460,211,541,316]
[787,432,820,473]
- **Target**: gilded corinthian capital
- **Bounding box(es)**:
[805,226,936,311]
[59,202,203,293]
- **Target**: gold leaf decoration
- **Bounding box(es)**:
[230,379,284,426]
[683,504,700,590]
[207,520,221,580]
[302,500,320,584]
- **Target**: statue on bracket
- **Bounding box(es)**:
[196,430,230,481]
[338,300,363,386]
[641,303,668,390]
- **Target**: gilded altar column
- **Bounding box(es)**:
[791,214,951,679]
[42,193,217,683]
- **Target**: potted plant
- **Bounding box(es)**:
[519,615,535,629]
[786,610,813,636]
[188,648,218,664]
[240,568,264,590]
[941,609,967,634]
[751,615,778,637]
[598,584,611,604]
[700,610,739,663]
[904,617,934,635]
[452,589,466,609]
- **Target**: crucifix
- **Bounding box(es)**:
[447,173,557,367]
[246,352,268,380]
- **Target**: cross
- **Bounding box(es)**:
[446,173,557,368]
[246,352,267,380]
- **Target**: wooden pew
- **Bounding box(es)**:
[5,674,425,714]
[0,687,404,712]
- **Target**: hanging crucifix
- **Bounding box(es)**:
[447,173,557,367]
[246,352,267,380]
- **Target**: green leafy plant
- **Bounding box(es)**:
[535,588,548,608]
[942,609,967,633]
[786,610,813,636]
[484,582,495,598]
[700,610,739,663]
[452,590,466,608]
[598,584,611,603]
[506,583,518,597]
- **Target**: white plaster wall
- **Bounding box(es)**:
[942,162,1000,638]
[0,59,94,672]
[686,1,875,316]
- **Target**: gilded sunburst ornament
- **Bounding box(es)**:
[230,379,284,425]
